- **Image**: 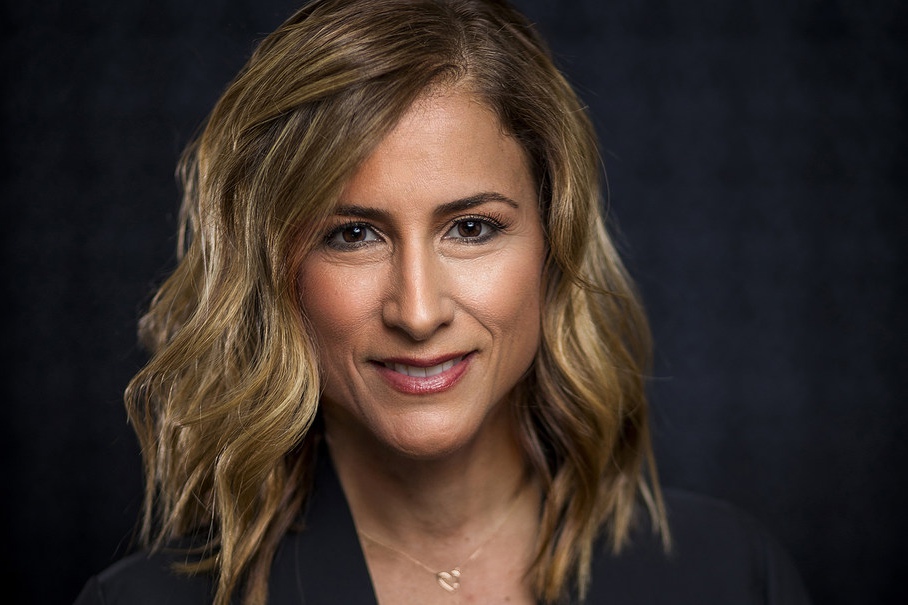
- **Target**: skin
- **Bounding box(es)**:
[298,88,544,604]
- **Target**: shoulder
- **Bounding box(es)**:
[584,489,811,605]
[72,453,368,605]
[73,549,213,605]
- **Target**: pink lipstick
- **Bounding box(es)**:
[373,352,472,394]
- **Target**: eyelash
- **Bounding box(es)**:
[447,212,509,244]
[323,221,379,250]
[323,212,510,250]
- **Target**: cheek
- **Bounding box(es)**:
[455,245,544,345]
[297,262,379,360]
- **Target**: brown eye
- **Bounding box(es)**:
[326,223,379,249]
[457,220,483,238]
[445,217,499,242]
[342,225,366,242]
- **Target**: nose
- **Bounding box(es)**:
[381,242,454,341]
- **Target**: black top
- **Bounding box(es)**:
[75,457,811,605]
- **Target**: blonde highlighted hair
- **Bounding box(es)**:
[127,1,668,603]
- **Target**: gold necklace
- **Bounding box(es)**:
[357,486,525,594]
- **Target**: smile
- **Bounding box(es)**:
[382,355,464,378]
[373,353,472,395]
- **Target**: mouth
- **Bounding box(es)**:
[371,353,472,395]
[380,355,465,378]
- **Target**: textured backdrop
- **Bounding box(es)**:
[2,0,905,603]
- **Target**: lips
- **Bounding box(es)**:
[373,353,472,394]
[381,355,464,378]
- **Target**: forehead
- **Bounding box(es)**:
[339,88,534,208]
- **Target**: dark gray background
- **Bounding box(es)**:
[2,0,905,603]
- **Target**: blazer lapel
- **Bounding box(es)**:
[268,453,379,605]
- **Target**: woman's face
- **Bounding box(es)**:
[297,89,545,459]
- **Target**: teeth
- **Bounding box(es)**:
[386,356,463,378]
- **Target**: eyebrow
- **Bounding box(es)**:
[332,191,520,220]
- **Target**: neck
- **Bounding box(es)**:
[324,404,541,604]
[325,404,533,547]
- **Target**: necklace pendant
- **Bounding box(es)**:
[436,568,461,593]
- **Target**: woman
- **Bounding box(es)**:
[76,1,810,604]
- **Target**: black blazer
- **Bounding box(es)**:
[75,456,811,605]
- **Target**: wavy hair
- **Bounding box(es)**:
[126,1,668,604]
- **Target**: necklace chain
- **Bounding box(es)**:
[357,484,525,594]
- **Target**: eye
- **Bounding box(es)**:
[444,217,501,242]
[325,223,380,249]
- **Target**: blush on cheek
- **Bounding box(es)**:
[460,248,543,322]
[299,263,381,336]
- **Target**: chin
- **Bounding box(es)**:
[379,412,484,461]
